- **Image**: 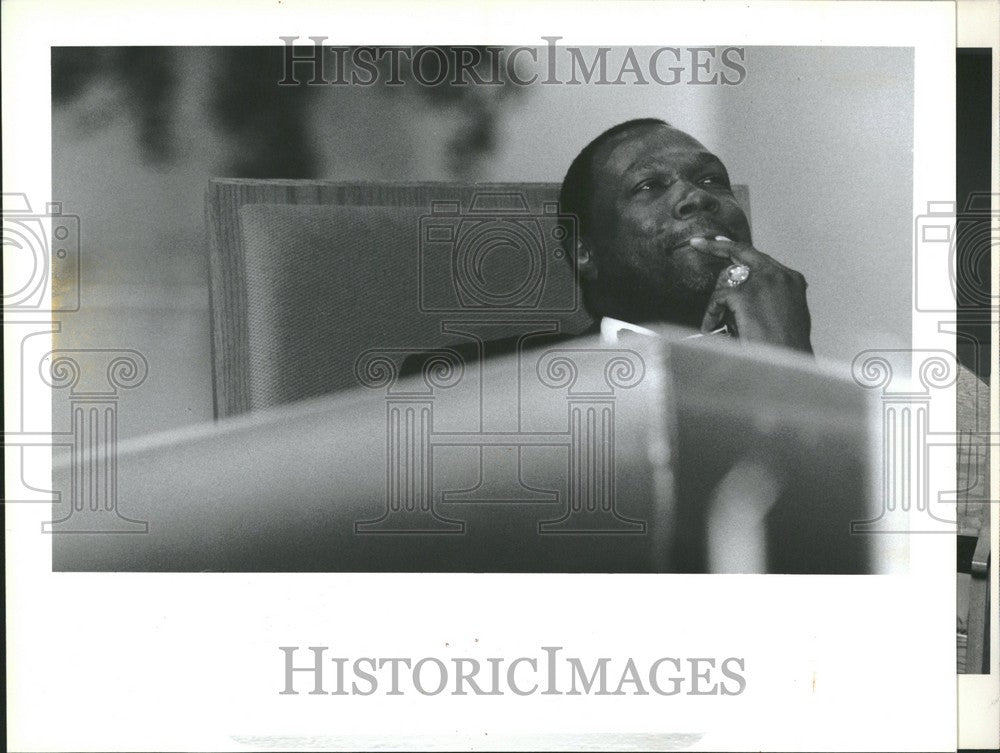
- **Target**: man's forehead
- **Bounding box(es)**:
[594,124,715,178]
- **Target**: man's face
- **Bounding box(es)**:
[583,124,752,324]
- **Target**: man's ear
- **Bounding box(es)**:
[575,237,598,282]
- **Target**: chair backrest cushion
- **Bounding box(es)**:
[238,202,584,407]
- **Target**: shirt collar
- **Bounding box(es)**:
[599,316,659,344]
[598,316,729,345]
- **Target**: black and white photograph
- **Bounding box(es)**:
[4,1,996,750]
[47,42,919,575]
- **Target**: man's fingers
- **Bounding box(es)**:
[700,294,730,333]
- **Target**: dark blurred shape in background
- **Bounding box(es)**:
[209,47,320,178]
[53,47,179,166]
[52,46,525,178]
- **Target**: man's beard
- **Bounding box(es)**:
[589,250,725,328]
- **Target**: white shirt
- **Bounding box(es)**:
[599,316,728,345]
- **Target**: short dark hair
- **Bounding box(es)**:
[557,118,670,255]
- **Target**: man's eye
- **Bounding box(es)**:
[699,175,729,188]
[634,179,665,193]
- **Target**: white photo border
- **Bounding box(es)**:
[3,1,973,751]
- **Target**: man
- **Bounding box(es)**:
[405,117,812,376]
[558,117,812,352]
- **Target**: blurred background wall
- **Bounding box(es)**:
[51,45,913,440]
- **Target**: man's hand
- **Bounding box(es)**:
[689,236,813,354]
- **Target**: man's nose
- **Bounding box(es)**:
[672,183,720,219]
